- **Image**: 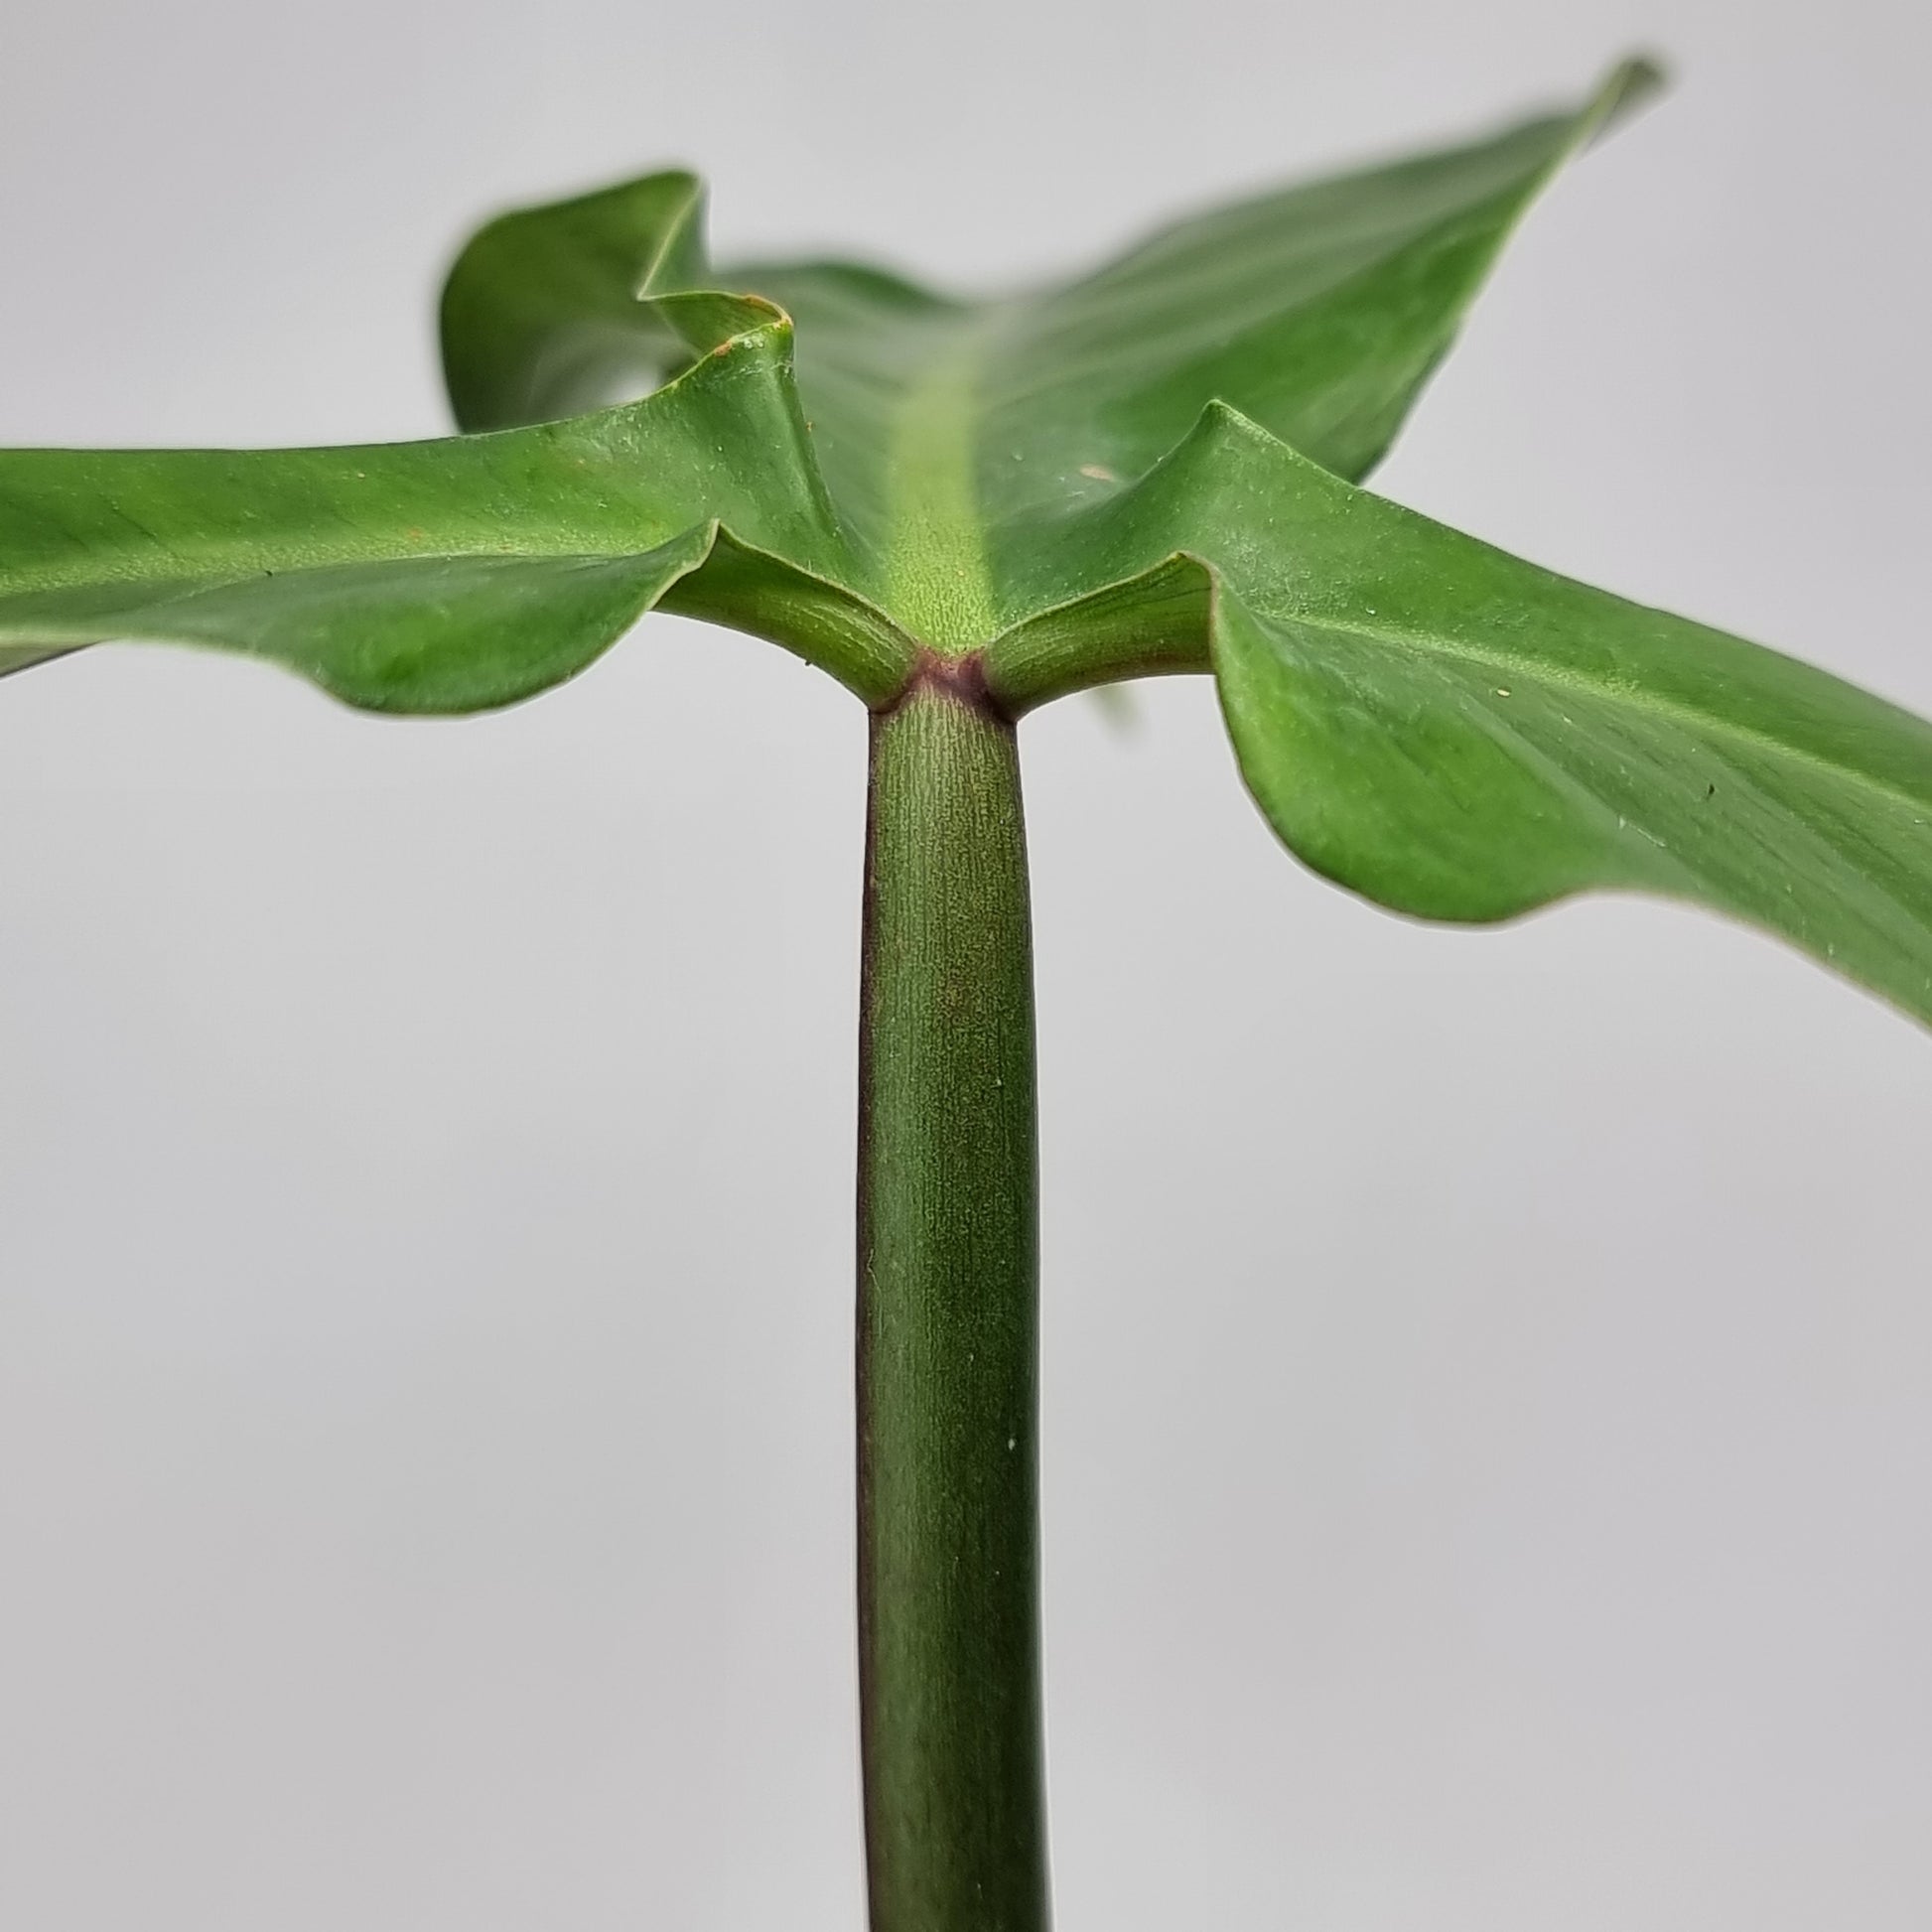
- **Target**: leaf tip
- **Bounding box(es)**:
[1587,54,1669,145]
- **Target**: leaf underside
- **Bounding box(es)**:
[0,58,1655,711]
[6,56,1932,1029]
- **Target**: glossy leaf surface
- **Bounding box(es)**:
[0,63,1645,708]
[0,321,909,708]
[440,60,1657,645]
[7,57,1932,1030]
[987,403,1932,1021]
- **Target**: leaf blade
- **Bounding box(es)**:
[0,542,714,712]
[433,63,1657,656]
[0,327,914,710]
[440,170,711,433]
[975,57,1660,517]
[1178,413,1932,1025]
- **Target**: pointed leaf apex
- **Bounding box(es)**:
[1587,54,1669,145]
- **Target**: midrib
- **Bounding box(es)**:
[880,316,1000,653]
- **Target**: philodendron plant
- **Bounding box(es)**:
[6,55,1930,1928]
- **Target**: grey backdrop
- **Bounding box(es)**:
[3,2,1930,1926]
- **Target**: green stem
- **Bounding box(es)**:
[856,664,1048,1932]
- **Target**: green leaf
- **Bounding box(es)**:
[5,56,1931,1027]
[1210,444,1932,1029]
[438,61,1655,641]
[0,318,911,710]
[1,63,1646,712]
[440,170,711,434]
[987,400,1932,1026]
[970,55,1657,502]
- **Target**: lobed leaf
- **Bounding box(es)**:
[0,322,910,710]
[13,58,1932,1034]
[441,171,738,434]
[437,62,1657,639]
[972,56,1659,510]
[985,405,1932,1026]
[0,64,1648,710]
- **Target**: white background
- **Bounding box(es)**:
[3,2,1930,1925]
